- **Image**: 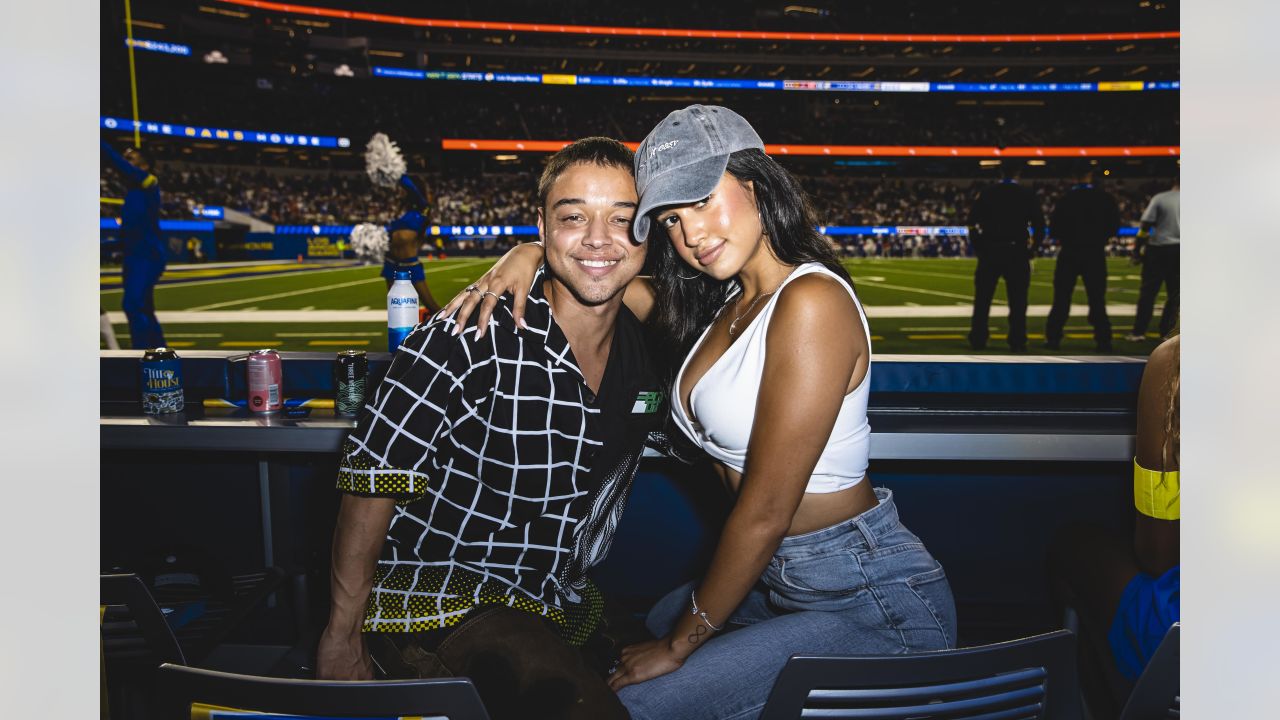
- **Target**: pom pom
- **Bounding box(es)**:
[364,133,407,189]
[349,223,389,264]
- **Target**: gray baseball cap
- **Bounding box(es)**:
[632,105,765,243]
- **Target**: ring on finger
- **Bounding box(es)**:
[464,285,480,293]
[482,290,501,301]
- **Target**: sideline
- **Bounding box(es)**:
[106,303,1142,324]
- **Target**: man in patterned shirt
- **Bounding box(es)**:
[316,138,662,720]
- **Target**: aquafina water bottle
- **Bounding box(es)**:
[387,270,418,352]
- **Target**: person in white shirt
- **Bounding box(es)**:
[1126,182,1179,341]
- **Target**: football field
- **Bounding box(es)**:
[101,256,1168,355]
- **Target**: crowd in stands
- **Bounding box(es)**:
[103,60,1178,151]
[101,162,1167,257]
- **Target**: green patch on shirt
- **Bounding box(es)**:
[631,391,664,414]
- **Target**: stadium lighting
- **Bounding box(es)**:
[204,49,229,64]
[979,159,1003,166]
[1026,159,1047,166]
[784,5,830,17]
[213,0,1179,43]
[334,63,354,77]
[442,139,1182,158]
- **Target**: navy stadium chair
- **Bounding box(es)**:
[101,573,188,719]
[1118,623,1180,720]
[760,629,1083,720]
[155,662,491,720]
[101,573,188,666]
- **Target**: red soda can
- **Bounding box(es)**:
[246,349,283,413]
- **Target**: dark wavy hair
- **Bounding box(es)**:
[648,148,855,372]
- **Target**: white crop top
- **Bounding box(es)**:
[671,262,872,493]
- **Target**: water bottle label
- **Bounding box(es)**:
[388,325,414,352]
[388,296,419,327]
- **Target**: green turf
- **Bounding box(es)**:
[102,257,1168,355]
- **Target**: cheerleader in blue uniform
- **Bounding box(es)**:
[101,140,166,349]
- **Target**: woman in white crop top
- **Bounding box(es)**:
[444,106,956,720]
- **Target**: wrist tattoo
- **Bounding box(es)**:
[687,624,708,645]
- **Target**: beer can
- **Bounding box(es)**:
[141,348,184,415]
[334,350,368,417]
[246,349,283,413]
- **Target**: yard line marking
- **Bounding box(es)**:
[111,332,224,338]
[356,305,371,311]
[165,341,197,347]
[100,258,488,295]
[181,258,489,311]
[99,263,380,294]
[105,303,1143,323]
[905,302,921,307]
[860,282,982,302]
[308,339,372,346]
[866,267,972,281]
[218,341,282,347]
[277,331,383,337]
[877,265,1059,289]
[908,334,967,340]
[300,306,315,311]
[185,278,383,311]
[880,266,1061,290]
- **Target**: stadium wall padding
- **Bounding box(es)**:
[100,227,217,264]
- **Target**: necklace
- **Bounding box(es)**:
[728,280,784,337]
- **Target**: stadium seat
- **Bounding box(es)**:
[102,573,188,666]
[155,663,490,720]
[759,629,1083,720]
[101,573,189,719]
[1118,623,1180,720]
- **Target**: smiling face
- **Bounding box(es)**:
[538,162,645,307]
[654,172,768,282]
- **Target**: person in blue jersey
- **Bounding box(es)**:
[1051,333,1180,718]
[101,140,167,349]
[382,174,441,315]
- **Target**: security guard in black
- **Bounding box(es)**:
[967,178,1044,351]
[1045,176,1120,351]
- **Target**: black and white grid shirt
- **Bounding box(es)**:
[337,267,667,644]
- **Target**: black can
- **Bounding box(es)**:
[334,350,368,416]
[141,347,184,415]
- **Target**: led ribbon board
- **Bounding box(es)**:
[374,67,1178,94]
[442,139,1181,158]
[100,117,351,148]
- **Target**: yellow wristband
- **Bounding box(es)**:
[1134,458,1180,520]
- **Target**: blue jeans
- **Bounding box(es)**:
[618,488,957,720]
